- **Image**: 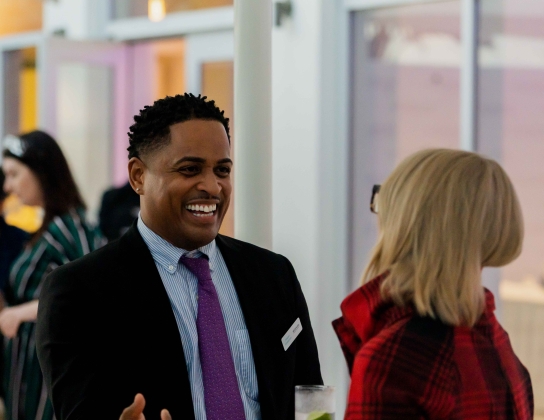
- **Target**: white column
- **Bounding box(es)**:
[233,0,273,249]
[272,0,349,414]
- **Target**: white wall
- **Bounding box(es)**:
[43,0,110,40]
[272,0,349,414]
[272,0,321,313]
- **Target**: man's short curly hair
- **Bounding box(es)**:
[127,93,230,159]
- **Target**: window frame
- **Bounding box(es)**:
[343,0,479,152]
[105,4,234,41]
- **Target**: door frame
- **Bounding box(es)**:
[185,30,234,94]
[336,0,480,290]
[0,31,43,143]
[39,37,131,185]
[337,0,483,308]
[105,5,235,96]
[342,0,479,151]
[337,0,503,322]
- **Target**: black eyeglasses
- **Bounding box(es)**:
[370,184,381,214]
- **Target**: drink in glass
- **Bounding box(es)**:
[295,385,335,420]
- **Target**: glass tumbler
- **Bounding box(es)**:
[295,385,335,420]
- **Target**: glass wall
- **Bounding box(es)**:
[350,0,544,412]
[113,0,233,19]
[479,0,544,412]
[349,1,461,287]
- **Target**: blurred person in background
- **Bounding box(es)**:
[333,149,533,419]
[0,170,29,401]
[0,170,29,298]
[0,130,104,420]
[98,181,140,242]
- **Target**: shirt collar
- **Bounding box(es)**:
[137,216,217,273]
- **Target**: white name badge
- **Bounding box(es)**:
[281,318,303,351]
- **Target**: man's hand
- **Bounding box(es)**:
[120,394,172,420]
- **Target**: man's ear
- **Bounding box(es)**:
[128,157,146,195]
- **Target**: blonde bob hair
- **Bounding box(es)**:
[363,148,523,327]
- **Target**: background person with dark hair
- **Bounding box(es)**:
[0,130,104,420]
[98,181,140,242]
[37,94,322,420]
[0,170,29,402]
[0,170,29,296]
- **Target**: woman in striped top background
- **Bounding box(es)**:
[1,130,104,420]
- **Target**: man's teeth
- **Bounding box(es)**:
[185,204,217,213]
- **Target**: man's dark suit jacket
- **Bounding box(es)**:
[36,225,322,420]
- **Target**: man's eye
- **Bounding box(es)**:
[179,166,199,174]
[216,166,231,176]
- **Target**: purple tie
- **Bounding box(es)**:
[179,255,246,420]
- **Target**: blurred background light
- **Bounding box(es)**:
[148,0,166,22]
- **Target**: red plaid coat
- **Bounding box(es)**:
[332,273,534,420]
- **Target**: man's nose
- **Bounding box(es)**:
[197,172,221,196]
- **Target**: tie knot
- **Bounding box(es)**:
[179,255,211,283]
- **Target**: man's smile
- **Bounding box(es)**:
[185,203,218,218]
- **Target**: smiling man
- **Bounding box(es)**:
[36,94,322,420]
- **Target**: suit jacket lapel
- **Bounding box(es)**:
[117,226,195,419]
[118,226,181,342]
[216,235,285,419]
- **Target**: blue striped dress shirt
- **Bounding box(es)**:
[138,217,261,420]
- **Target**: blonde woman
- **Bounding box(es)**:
[333,149,533,419]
